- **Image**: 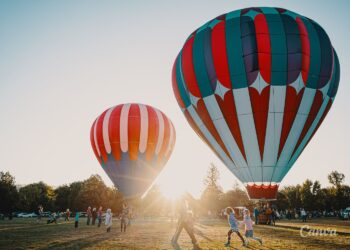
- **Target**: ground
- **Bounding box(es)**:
[0,217,349,250]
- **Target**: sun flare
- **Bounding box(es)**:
[159,183,186,200]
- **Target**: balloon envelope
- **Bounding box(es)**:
[90,103,176,198]
[172,7,340,200]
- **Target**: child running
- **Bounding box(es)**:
[105,208,112,232]
[242,209,262,246]
[224,207,247,247]
[74,212,79,228]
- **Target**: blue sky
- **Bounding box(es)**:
[0,0,349,197]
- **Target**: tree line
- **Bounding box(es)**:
[0,173,123,215]
[0,166,349,216]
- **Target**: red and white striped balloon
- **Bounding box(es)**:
[90,103,176,197]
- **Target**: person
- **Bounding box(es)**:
[242,209,262,246]
[265,205,272,225]
[254,207,259,225]
[75,212,79,228]
[172,195,201,250]
[92,208,97,225]
[271,208,276,226]
[97,206,103,227]
[128,206,133,226]
[287,209,292,220]
[87,206,92,225]
[120,203,129,232]
[65,209,70,221]
[47,212,57,224]
[301,208,307,222]
[105,208,112,232]
[224,207,246,247]
[37,205,43,222]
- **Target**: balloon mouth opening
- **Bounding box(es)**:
[245,183,279,201]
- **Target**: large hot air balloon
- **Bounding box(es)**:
[90,103,176,198]
[172,7,340,200]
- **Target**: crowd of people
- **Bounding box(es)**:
[36,203,132,233]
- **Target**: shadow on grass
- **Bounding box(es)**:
[194,227,213,242]
[37,231,120,250]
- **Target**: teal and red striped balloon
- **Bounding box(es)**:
[172,7,340,200]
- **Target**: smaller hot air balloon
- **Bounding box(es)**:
[90,103,176,198]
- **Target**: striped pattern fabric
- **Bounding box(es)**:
[90,103,176,198]
[172,7,340,200]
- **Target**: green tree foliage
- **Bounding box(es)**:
[220,185,251,209]
[55,175,123,213]
[276,171,350,211]
[18,182,55,212]
[2,170,349,215]
[0,171,19,214]
[328,171,345,187]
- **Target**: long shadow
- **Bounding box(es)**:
[37,231,122,250]
[193,227,213,242]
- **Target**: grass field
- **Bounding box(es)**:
[0,217,349,249]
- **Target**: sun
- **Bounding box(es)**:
[159,182,186,200]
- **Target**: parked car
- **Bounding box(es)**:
[79,212,87,218]
[17,213,37,218]
[341,207,350,220]
[41,212,51,218]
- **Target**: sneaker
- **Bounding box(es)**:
[224,242,230,247]
[258,238,263,245]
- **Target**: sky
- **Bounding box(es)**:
[0,0,349,198]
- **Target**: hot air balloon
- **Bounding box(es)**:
[90,103,176,198]
[172,7,340,200]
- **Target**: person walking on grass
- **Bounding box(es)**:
[97,206,103,227]
[171,195,201,250]
[120,203,129,232]
[92,207,97,225]
[37,205,43,222]
[242,209,262,246]
[254,207,259,225]
[75,212,79,228]
[301,208,307,222]
[65,209,70,221]
[224,207,247,247]
[87,206,92,225]
[105,208,112,232]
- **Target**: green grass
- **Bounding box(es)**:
[0,218,349,249]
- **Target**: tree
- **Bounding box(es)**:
[326,171,350,210]
[54,185,71,211]
[73,175,123,212]
[328,171,345,187]
[18,182,55,212]
[300,179,314,210]
[220,185,250,209]
[0,172,19,214]
[200,163,223,215]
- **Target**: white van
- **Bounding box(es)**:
[341,207,350,219]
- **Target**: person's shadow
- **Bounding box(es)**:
[193,227,213,242]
